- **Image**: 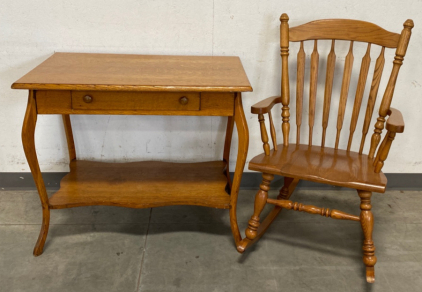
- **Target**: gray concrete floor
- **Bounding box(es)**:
[1,189,421,292]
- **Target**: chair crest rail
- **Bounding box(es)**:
[289,19,401,48]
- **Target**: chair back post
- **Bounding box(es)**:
[280,13,290,146]
[368,19,414,159]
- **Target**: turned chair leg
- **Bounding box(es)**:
[277,177,292,200]
[245,173,274,240]
[358,190,377,283]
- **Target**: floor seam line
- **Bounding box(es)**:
[136,208,152,291]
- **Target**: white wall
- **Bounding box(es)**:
[1,0,421,173]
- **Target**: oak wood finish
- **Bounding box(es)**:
[267,198,360,221]
[49,160,231,209]
[374,131,396,173]
[373,131,389,168]
[62,114,76,161]
[335,41,354,149]
[22,91,50,256]
[12,53,252,92]
[251,96,281,114]
[258,114,271,155]
[268,111,278,151]
[229,93,250,245]
[360,47,385,154]
[16,54,252,256]
[280,14,291,146]
[289,19,400,48]
[36,90,235,116]
[243,15,413,283]
[385,108,405,133]
[296,41,305,144]
[223,116,235,191]
[249,144,387,193]
[321,40,336,147]
[347,43,371,151]
[245,173,274,241]
[373,108,404,173]
[308,40,319,145]
[369,20,413,159]
[358,190,377,283]
[237,177,299,253]
[71,91,200,111]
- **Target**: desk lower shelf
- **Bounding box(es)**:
[48,160,231,209]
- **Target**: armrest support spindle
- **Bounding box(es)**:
[268,111,278,151]
[373,108,404,173]
[258,114,271,156]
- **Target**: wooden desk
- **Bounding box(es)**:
[12,53,252,256]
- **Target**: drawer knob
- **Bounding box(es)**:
[179,96,189,105]
[83,95,93,103]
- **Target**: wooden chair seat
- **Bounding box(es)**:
[249,144,387,193]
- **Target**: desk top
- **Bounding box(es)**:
[12,53,253,92]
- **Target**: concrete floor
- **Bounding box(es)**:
[1,189,421,292]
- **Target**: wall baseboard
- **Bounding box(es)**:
[1,172,421,191]
[234,173,422,190]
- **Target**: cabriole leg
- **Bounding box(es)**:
[229,93,249,246]
[22,91,50,256]
[358,190,377,283]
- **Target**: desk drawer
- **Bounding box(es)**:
[71,91,200,111]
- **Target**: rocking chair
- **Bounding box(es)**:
[237,14,414,283]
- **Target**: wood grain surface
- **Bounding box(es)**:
[385,108,405,133]
[12,53,252,92]
[249,144,387,193]
[289,19,400,48]
[359,47,385,154]
[71,91,200,111]
[296,41,305,144]
[49,160,231,209]
[335,41,354,149]
[36,90,235,116]
[308,40,319,145]
[21,90,51,256]
[347,43,371,151]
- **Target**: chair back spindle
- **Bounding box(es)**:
[359,47,385,154]
[308,40,319,145]
[335,41,354,149]
[321,40,336,147]
[296,41,305,144]
[347,43,371,151]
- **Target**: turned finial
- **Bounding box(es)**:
[280,13,289,22]
[403,19,414,29]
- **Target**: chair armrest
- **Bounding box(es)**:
[386,108,405,133]
[251,96,282,114]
